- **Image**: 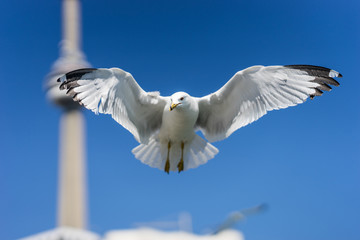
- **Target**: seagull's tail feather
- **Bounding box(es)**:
[131,135,219,172]
[184,135,219,171]
[132,138,165,170]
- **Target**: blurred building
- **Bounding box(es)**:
[21,228,243,240]
[104,228,243,240]
[45,0,89,231]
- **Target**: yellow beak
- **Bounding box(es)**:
[170,103,179,111]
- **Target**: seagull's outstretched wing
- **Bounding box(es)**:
[58,68,168,143]
[196,65,342,142]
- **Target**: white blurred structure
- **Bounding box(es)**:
[20,227,100,240]
[104,228,244,240]
[21,227,243,240]
[133,212,193,232]
[22,0,94,239]
[45,0,90,230]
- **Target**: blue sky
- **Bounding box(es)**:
[1,0,359,239]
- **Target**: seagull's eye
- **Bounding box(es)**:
[180,97,184,101]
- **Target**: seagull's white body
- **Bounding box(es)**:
[159,92,198,142]
[133,92,218,172]
[58,65,341,173]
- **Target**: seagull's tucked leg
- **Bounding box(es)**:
[164,141,171,174]
[177,142,185,173]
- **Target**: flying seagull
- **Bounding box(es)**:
[58,65,342,173]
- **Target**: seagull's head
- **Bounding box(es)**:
[169,92,191,111]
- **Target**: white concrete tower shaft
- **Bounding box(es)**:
[58,109,87,228]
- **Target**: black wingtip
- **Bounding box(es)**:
[65,68,98,81]
[332,79,340,86]
[284,64,342,78]
[59,79,69,90]
[57,68,98,90]
[284,64,342,100]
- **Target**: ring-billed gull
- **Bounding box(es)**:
[58,65,342,173]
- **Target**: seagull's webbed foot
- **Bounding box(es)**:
[177,142,185,173]
[164,142,171,174]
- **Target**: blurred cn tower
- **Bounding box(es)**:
[44,0,90,229]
